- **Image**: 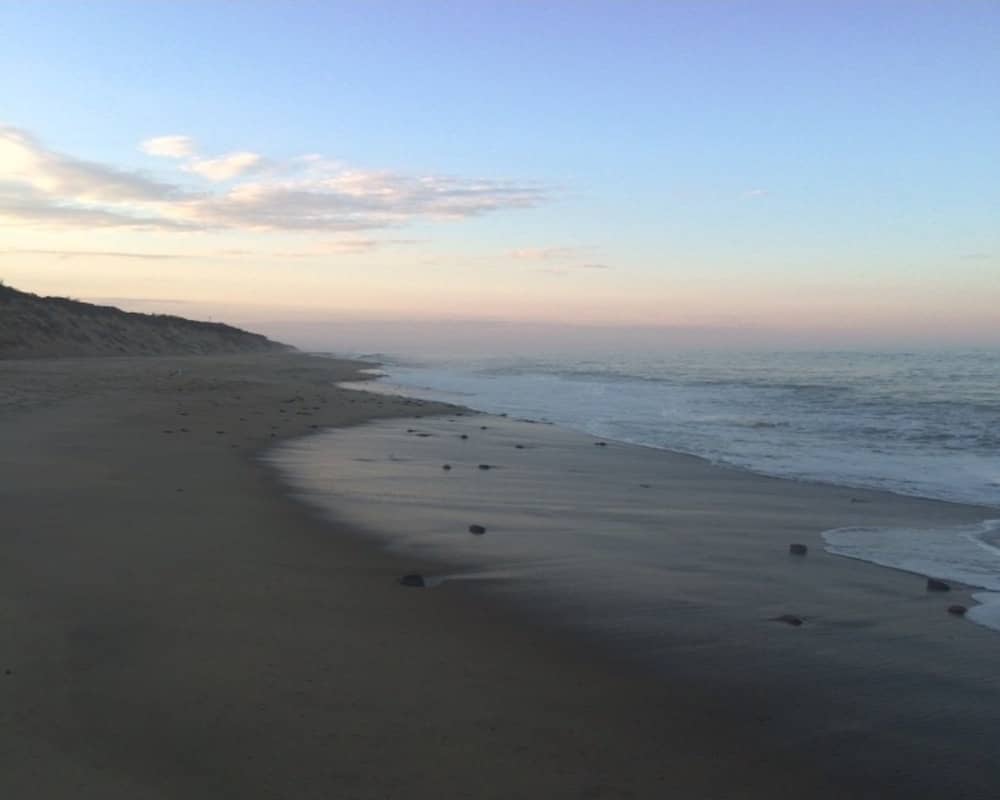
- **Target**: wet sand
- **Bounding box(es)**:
[2,352,999,798]
[274,413,1000,797]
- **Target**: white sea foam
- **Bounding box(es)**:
[823,520,1000,633]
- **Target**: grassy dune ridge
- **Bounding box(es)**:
[0,282,290,358]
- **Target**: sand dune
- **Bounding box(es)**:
[0,283,289,359]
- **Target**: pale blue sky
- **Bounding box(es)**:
[1,1,998,343]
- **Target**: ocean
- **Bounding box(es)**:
[332,348,1000,632]
[365,349,1000,509]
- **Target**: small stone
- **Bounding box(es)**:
[399,574,426,588]
[927,578,951,592]
[639,483,651,488]
[789,543,808,556]
[515,444,525,449]
[216,430,225,435]
[480,425,488,430]
[478,464,492,470]
[468,524,486,535]
[771,614,804,626]
[442,464,451,470]
[595,441,607,447]
[947,605,968,616]
[416,433,431,438]
[460,434,469,440]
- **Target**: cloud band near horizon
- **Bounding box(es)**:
[0,124,548,234]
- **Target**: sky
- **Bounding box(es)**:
[1,1,998,350]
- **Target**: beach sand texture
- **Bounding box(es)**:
[3,352,999,798]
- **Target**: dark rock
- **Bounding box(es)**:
[771,614,804,626]
[460,434,469,440]
[478,464,492,470]
[399,574,426,588]
[639,483,651,488]
[480,425,488,430]
[216,430,225,435]
[515,444,525,449]
[442,464,451,470]
[416,433,431,438]
[948,604,968,616]
[927,578,951,592]
[468,524,486,535]
[789,543,808,556]
[595,441,607,447]
[407,428,415,433]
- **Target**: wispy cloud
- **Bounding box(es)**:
[0,180,196,231]
[509,246,589,261]
[960,252,991,261]
[2,126,182,204]
[743,188,769,198]
[0,124,547,234]
[533,263,614,277]
[140,135,196,159]
[185,152,264,182]
[180,171,543,232]
[1,248,179,260]
[143,135,263,181]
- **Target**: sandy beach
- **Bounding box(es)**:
[3,352,999,798]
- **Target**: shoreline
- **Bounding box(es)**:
[347,359,1000,511]
[3,351,999,798]
[339,370,1000,517]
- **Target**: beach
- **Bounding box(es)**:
[3,351,1000,798]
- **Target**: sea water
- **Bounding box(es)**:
[363,349,1000,508]
[346,348,1000,630]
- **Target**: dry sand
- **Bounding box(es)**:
[2,352,998,798]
